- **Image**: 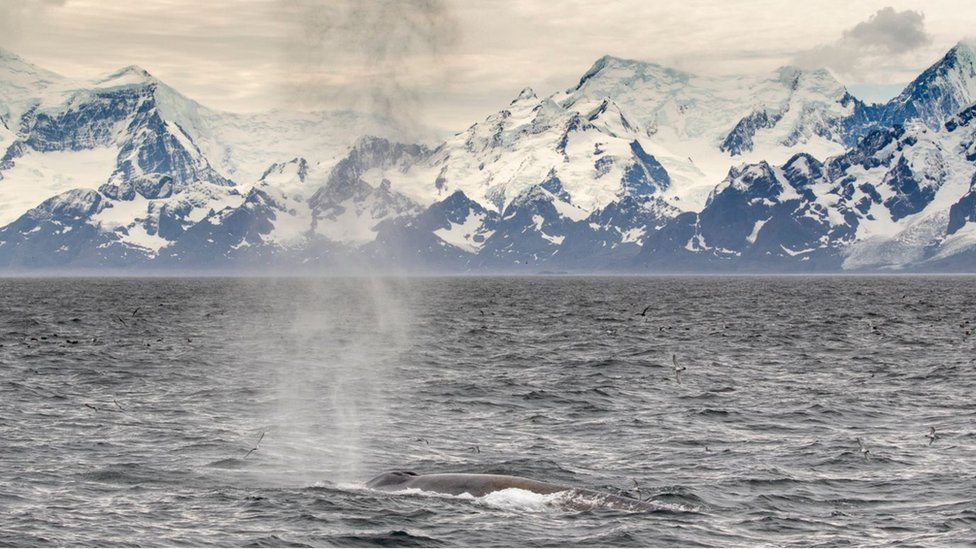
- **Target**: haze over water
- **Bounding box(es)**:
[1,276,974,547]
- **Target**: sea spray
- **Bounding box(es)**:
[255,0,455,486]
[263,276,413,486]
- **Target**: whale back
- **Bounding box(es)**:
[366,471,659,512]
[366,471,419,490]
[394,473,568,497]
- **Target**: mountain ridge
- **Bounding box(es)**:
[0,44,975,272]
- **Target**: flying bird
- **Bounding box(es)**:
[635,305,651,317]
[242,432,265,459]
[856,437,870,462]
[925,427,939,446]
[672,353,686,384]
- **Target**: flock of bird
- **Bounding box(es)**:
[469,300,952,464]
[634,302,951,462]
[468,299,956,462]
[8,292,962,474]
[855,427,941,462]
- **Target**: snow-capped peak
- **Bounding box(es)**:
[0,46,61,77]
[572,54,692,95]
[511,87,538,104]
[0,48,63,86]
[951,40,976,64]
[0,48,66,122]
[95,65,155,87]
[884,41,976,129]
[773,65,847,97]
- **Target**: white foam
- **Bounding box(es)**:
[361,485,695,514]
[477,487,567,512]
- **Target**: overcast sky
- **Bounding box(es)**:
[1,0,973,131]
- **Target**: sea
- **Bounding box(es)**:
[1,276,974,547]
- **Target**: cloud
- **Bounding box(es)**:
[0,0,65,46]
[3,1,971,131]
[843,6,930,53]
[794,7,932,78]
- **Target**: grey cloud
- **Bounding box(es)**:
[794,7,931,78]
[843,7,930,53]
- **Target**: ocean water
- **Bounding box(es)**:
[1,276,974,547]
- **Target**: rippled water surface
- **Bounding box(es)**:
[1,276,975,547]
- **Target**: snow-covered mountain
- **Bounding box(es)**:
[1,42,976,272]
[638,110,976,271]
[636,44,976,272]
[365,56,869,216]
[882,43,976,131]
[0,47,403,268]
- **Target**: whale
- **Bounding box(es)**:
[366,471,660,512]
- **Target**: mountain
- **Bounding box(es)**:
[882,41,976,130]
[366,57,869,216]
[327,43,976,272]
[637,103,976,271]
[0,48,404,268]
[1,43,976,272]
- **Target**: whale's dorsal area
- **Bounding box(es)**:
[365,471,660,512]
[367,472,567,497]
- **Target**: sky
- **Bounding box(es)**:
[1,0,974,132]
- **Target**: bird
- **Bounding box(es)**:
[84,403,99,412]
[632,479,643,502]
[672,354,686,384]
[467,445,480,453]
[925,427,939,446]
[856,437,870,461]
[415,438,430,445]
[635,305,651,317]
[242,432,265,459]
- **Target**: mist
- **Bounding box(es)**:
[252,278,412,486]
[276,0,458,141]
